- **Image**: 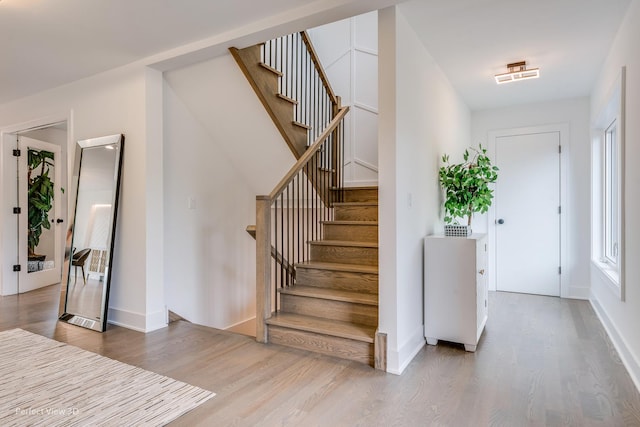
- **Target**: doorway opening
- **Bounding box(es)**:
[1,118,70,296]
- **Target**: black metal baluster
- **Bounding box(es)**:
[297,172,301,266]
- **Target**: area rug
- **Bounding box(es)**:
[0,329,214,426]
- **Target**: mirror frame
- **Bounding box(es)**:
[59,134,124,332]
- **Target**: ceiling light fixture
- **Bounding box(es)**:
[494,61,539,84]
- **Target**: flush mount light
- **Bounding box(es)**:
[494,61,540,84]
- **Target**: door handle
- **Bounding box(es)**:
[56,218,64,224]
[496,218,505,225]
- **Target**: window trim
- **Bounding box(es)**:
[592,66,625,301]
[603,119,619,266]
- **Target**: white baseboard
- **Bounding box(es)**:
[590,296,640,393]
[107,307,168,333]
[225,316,256,329]
[146,309,168,332]
[386,325,426,375]
[567,286,590,300]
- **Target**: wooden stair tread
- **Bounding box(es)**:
[278,285,378,305]
[292,121,312,130]
[266,313,375,343]
[296,261,378,274]
[309,240,378,248]
[322,220,378,226]
[259,62,283,76]
[331,186,378,191]
[333,202,378,207]
[277,93,298,105]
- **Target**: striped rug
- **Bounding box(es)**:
[0,329,214,426]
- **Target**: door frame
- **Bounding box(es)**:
[487,123,570,298]
[0,112,73,295]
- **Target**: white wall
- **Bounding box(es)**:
[471,97,591,299]
[163,53,296,329]
[589,0,640,390]
[308,11,379,186]
[0,65,166,332]
[378,6,471,374]
[0,0,408,335]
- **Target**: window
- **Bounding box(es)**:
[603,120,619,266]
[592,66,625,300]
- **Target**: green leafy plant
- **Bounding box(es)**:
[438,144,498,226]
[28,149,62,256]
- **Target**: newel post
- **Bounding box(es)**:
[331,97,341,195]
[255,196,272,343]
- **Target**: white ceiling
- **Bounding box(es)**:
[0,0,398,104]
[400,0,632,111]
[0,0,633,110]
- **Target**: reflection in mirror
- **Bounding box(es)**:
[59,134,124,332]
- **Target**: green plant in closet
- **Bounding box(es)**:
[27,149,62,256]
[438,144,498,227]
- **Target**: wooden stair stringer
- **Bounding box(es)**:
[230,45,307,158]
[230,43,337,207]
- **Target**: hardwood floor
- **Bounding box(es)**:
[2,285,640,426]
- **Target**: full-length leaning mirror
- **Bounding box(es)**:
[59,134,124,332]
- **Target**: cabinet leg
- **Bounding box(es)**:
[464,344,477,352]
[426,337,438,346]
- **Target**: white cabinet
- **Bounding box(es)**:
[424,234,488,352]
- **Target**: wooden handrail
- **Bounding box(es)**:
[300,31,339,106]
[268,106,349,201]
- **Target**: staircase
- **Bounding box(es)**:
[230,44,308,159]
[267,187,379,365]
[231,32,385,369]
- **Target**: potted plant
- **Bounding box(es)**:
[27,148,61,271]
[438,144,498,236]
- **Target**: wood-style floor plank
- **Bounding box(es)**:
[1,284,640,426]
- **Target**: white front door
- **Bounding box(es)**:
[495,131,561,296]
[17,137,64,293]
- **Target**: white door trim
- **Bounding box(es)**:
[0,111,73,295]
[487,123,570,298]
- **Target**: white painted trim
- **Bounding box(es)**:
[591,66,626,302]
[1,113,70,135]
[146,309,169,332]
[349,18,357,184]
[354,46,378,56]
[107,307,147,332]
[107,307,168,333]
[592,260,622,299]
[567,286,590,300]
[354,158,378,172]
[386,325,426,375]
[323,50,350,70]
[225,316,256,329]
[487,123,570,298]
[590,296,640,394]
[353,102,378,114]
[0,111,73,296]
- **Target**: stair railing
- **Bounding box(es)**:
[255,107,349,342]
[262,31,339,146]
